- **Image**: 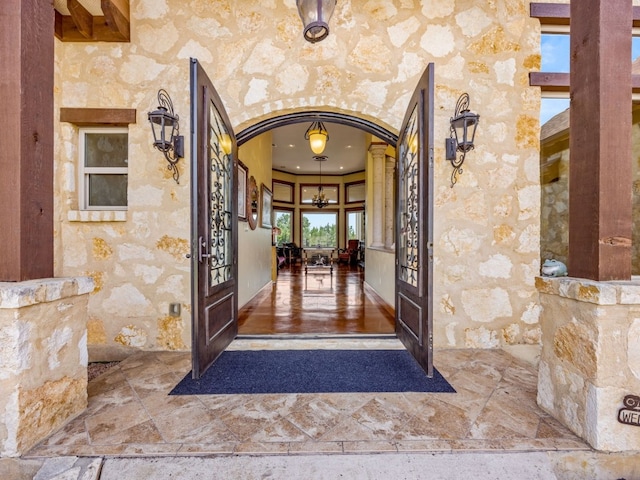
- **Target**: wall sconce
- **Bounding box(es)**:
[148,89,184,184]
[445,93,480,187]
[296,0,337,43]
[305,121,329,154]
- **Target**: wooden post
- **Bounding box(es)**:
[0,0,54,281]
[568,0,633,280]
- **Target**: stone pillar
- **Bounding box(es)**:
[0,277,94,457]
[536,276,640,452]
[369,143,387,248]
[384,155,395,249]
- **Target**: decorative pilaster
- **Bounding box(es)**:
[369,143,387,248]
[384,155,395,249]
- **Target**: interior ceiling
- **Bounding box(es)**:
[270,122,368,175]
[54,0,104,15]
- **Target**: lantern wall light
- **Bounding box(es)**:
[445,93,480,187]
[304,120,329,154]
[296,0,337,44]
[148,89,184,184]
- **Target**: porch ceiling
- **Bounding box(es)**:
[53,0,130,42]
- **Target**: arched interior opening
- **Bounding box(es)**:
[236,111,398,336]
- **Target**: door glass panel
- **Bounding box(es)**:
[398,106,419,287]
[208,101,233,287]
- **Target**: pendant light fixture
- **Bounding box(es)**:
[312,155,330,208]
[304,121,329,154]
[296,0,337,44]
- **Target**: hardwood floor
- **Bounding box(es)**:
[238,264,396,335]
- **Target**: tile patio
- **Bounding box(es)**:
[24,339,590,459]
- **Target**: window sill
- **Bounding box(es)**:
[68,210,127,222]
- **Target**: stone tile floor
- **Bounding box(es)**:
[23,339,591,459]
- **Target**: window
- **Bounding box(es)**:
[301,211,337,248]
[346,209,364,241]
[79,127,128,210]
[274,208,293,245]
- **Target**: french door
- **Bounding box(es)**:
[395,63,435,377]
[190,59,238,379]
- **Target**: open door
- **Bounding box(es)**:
[395,63,435,377]
[190,58,238,379]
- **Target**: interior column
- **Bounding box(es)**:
[0,0,55,281]
[369,143,387,248]
[384,154,395,249]
[568,0,632,280]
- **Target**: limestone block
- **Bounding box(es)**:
[0,277,92,457]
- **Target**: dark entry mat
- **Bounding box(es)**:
[169,349,455,395]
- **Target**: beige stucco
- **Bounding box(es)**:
[53,0,543,358]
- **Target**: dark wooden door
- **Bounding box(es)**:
[395,63,434,377]
[190,58,238,379]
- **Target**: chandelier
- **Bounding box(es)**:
[312,155,329,208]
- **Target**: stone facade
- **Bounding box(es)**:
[54,0,542,358]
[0,277,94,457]
[537,276,640,451]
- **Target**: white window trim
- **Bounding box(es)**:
[78,126,128,211]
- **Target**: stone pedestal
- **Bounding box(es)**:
[0,277,94,457]
[536,276,640,452]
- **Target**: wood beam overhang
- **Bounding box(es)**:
[530,2,640,28]
[530,72,640,94]
[54,0,130,42]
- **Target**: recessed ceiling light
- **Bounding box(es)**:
[340,166,344,170]
[345,145,352,149]
[296,166,300,169]
[288,144,295,148]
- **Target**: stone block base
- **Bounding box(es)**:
[536,276,640,452]
[0,277,94,457]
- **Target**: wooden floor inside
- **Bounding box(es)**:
[238,264,396,335]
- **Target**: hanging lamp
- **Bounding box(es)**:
[296,0,337,44]
[304,121,329,154]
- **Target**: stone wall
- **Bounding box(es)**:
[0,277,93,457]
[537,276,640,451]
[54,0,543,357]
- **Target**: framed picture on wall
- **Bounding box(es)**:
[272,179,294,203]
[260,183,272,228]
[237,160,248,221]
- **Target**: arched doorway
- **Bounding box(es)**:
[236,112,399,337]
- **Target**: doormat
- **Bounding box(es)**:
[169,350,455,395]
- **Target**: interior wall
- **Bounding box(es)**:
[238,133,273,308]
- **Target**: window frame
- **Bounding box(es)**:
[300,209,339,249]
[274,207,294,245]
[78,126,128,211]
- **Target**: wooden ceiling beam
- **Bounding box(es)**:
[53,0,130,42]
[67,0,93,38]
[102,0,130,42]
[530,2,640,28]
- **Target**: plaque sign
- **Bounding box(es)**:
[618,395,640,427]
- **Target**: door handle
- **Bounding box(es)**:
[198,236,212,263]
